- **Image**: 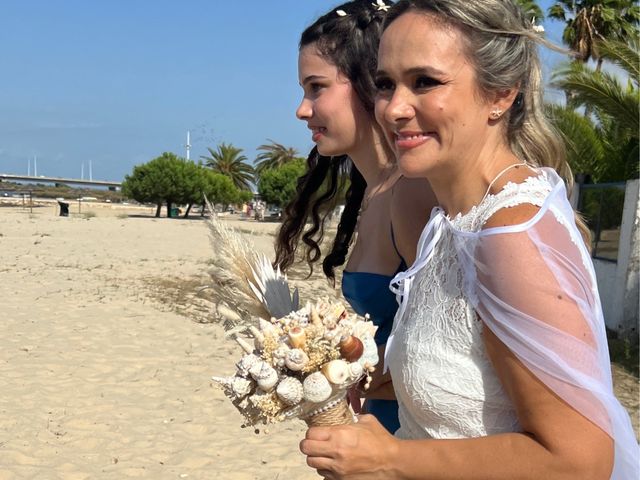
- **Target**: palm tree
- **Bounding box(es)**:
[514,0,544,24]
[553,38,639,138]
[550,37,639,181]
[548,0,639,70]
[200,143,255,191]
[254,140,301,175]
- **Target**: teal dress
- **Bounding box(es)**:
[341,237,406,434]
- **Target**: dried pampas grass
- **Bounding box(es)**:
[205,199,298,329]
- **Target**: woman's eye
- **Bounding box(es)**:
[374,77,394,92]
[415,75,440,89]
[309,82,325,93]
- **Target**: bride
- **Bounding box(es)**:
[299,1,639,479]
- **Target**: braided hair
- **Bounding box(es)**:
[274,0,388,283]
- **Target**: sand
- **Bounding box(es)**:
[0,199,637,480]
[0,200,326,480]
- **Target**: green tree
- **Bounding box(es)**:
[551,37,639,181]
[254,139,302,176]
[122,152,187,217]
[548,0,639,70]
[514,0,544,23]
[257,158,306,208]
[200,168,245,214]
[200,143,254,191]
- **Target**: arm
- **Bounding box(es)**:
[360,344,395,400]
[303,346,612,480]
[300,205,614,480]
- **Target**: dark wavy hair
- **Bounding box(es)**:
[274,0,388,284]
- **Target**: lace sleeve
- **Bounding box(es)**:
[453,190,639,479]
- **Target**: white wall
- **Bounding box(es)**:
[593,179,639,339]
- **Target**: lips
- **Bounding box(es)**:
[393,131,433,150]
[309,126,327,142]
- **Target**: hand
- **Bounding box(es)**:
[299,414,399,479]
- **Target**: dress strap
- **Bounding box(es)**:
[390,222,407,268]
[480,162,527,205]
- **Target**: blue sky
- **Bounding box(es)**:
[1,0,565,181]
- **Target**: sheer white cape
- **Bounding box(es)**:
[387,168,638,479]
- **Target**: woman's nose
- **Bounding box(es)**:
[296,97,312,120]
[384,88,414,123]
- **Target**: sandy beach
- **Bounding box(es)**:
[1,199,637,480]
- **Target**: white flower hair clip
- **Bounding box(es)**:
[372,0,390,12]
[531,17,545,33]
[336,9,347,17]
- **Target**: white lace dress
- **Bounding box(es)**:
[386,168,639,478]
[387,174,552,440]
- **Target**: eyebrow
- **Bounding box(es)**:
[376,66,446,77]
[300,74,328,86]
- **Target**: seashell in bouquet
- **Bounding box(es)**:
[212,301,379,429]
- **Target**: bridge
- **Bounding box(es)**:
[0,173,121,189]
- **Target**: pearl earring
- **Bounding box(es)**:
[489,109,503,120]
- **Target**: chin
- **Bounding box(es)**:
[397,156,430,179]
[316,144,345,157]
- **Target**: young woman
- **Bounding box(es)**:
[274,0,436,434]
[300,1,639,478]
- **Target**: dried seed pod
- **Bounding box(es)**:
[339,335,364,362]
[288,326,306,349]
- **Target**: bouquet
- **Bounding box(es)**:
[205,209,378,428]
[212,301,378,427]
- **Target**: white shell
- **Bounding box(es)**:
[284,348,309,371]
[272,345,290,359]
[276,376,304,406]
[302,372,332,403]
[236,353,261,377]
[357,334,379,368]
[321,360,350,385]
[249,361,279,392]
[348,361,364,381]
[211,375,254,399]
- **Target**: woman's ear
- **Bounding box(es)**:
[487,87,520,121]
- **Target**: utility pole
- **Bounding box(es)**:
[89,160,93,181]
[81,162,84,180]
[186,130,191,160]
[34,156,37,177]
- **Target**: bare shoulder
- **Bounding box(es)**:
[482,203,541,230]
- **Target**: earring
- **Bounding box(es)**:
[489,109,503,120]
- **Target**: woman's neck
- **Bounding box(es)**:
[428,143,522,217]
[348,126,396,188]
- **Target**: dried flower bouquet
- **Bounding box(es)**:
[205,208,378,428]
[212,301,378,427]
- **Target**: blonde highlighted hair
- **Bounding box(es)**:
[384,0,591,244]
